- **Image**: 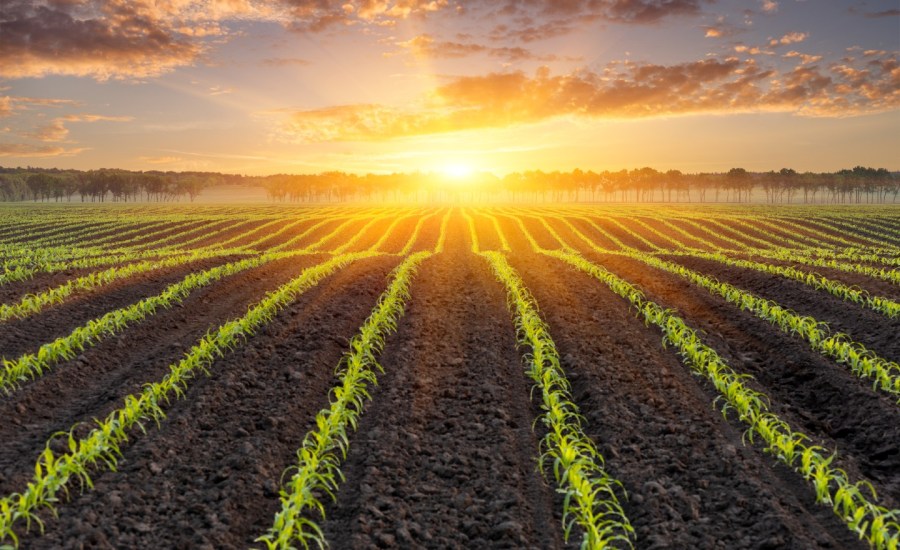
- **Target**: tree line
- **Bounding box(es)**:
[258,166,898,203]
[0,168,234,203]
[0,165,896,203]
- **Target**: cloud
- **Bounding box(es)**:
[25,119,69,142]
[278,0,452,32]
[868,9,900,18]
[0,0,204,80]
[209,86,235,96]
[0,143,88,157]
[489,19,588,43]
[138,155,183,164]
[0,0,714,81]
[760,0,778,13]
[0,97,11,118]
[278,0,706,32]
[734,45,774,55]
[262,57,312,67]
[61,114,134,123]
[702,15,744,38]
[396,34,564,62]
[597,0,707,23]
[275,51,900,142]
[769,31,808,47]
[857,8,900,18]
[7,108,133,154]
[784,51,822,65]
[2,97,80,110]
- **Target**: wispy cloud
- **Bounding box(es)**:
[209,86,235,96]
[138,155,183,164]
[0,143,88,157]
[25,120,69,142]
[262,57,312,67]
[395,34,567,62]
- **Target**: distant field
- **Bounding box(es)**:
[0,204,898,549]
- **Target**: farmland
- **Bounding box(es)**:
[0,203,898,549]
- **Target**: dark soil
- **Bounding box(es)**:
[0,262,146,305]
[664,217,738,249]
[184,220,268,249]
[114,220,211,248]
[784,218,880,248]
[668,255,900,362]
[1,208,896,550]
[501,216,868,550]
[0,256,242,359]
[734,253,900,301]
[19,255,402,549]
[221,218,307,250]
[0,253,335,496]
[469,209,504,251]
[584,214,656,251]
[2,221,119,245]
[322,216,564,549]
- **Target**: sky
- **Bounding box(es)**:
[0,0,898,176]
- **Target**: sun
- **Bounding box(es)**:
[441,162,474,180]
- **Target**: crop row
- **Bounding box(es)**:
[545,250,900,548]
[259,251,431,549]
[0,252,369,547]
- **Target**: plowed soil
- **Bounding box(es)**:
[2,208,897,550]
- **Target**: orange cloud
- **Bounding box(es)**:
[769,32,808,47]
[262,57,312,67]
[1,0,713,81]
[61,114,134,123]
[784,51,823,65]
[735,45,774,55]
[25,120,69,142]
[0,143,88,157]
[396,34,562,62]
[277,52,900,141]
[138,155,183,164]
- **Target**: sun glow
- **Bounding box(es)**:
[441,162,475,180]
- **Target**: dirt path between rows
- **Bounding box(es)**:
[670,255,900,363]
[323,216,565,549]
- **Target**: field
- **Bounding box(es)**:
[0,203,898,549]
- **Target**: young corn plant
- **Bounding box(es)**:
[0,252,231,322]
[0,251,308,394]
[0,253,366,548]
[628,252,900,401]
[258,251,431,550]
[481,251,634,550]
[741,248,900,286]
[547,250,900,549]
[461,208,481,253]
[434,208,451,253]
[397,210,438,255]
[680,251,900,319]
